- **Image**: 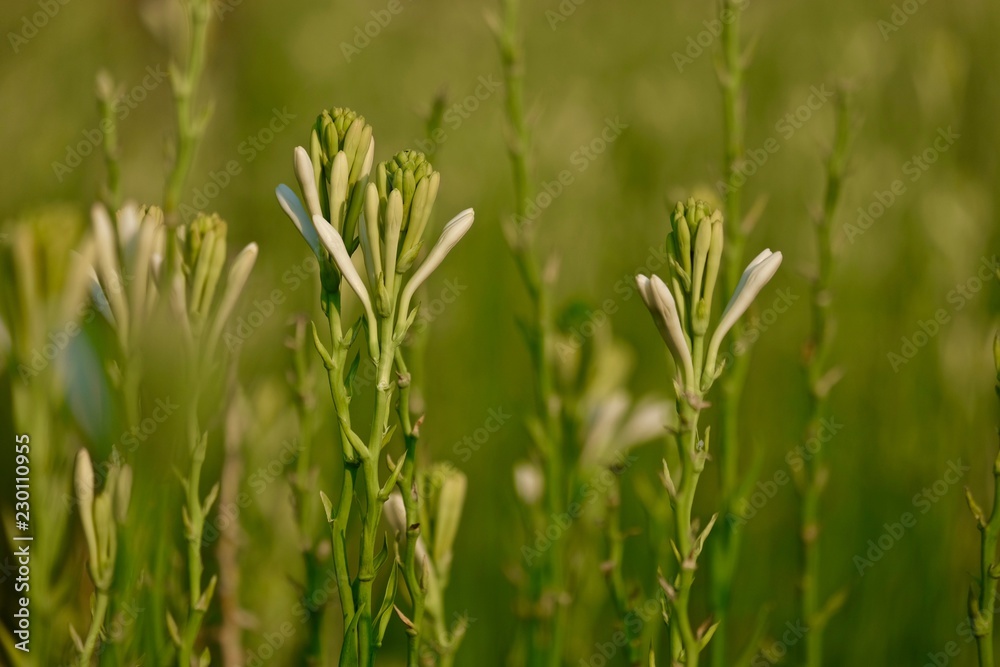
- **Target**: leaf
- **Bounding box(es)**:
[166,611,182,647]
[195,575,218,612]
[375,563,400,645]
[373,535,389,573]
[319,491,334,523]
[345,352,362,397]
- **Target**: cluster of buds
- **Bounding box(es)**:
[637,198,782,393]
[89,203,165,353]
[171,212,258,361]
[88,204,257,364]
[74,449,132,592]
[276,108,475,354]
[278,108,374,294]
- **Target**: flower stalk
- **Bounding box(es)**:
[797,88,852,667]
[710,2,762,662]
[490,1,571,663]
[278,110,474,664]
[968,332,1000,667]
[638,199,781,666]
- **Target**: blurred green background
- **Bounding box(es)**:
[1,0,999,664]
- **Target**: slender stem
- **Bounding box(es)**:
[78,591,110,666]
[801,89,851,667]
[96,73,121,211]
[355,314,396,665]
[164,0,211,217]
[317,291,362,657]
[603,483,642,666]
[495,1,568,663]
[670,400,704,667]
[711,2,748,662]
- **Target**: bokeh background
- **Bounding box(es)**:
[1,0,999,664]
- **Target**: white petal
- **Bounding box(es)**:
[276,184,320,257]
[705,250,783,384]
[206,243,258,356]
[384,492,429,565]
[716,250,783,340]
[293,146,323,220]
[398,208,474,320]
[637,274,694,385]
[91,204,129,341]
[312,214,375,323]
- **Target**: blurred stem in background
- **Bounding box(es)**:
[96,71,123,211]
[638,199,783,666]
[967,328,1000,667]
[288,316,331,666]
[711,1,760,662]
[491,1,569,664]
[797,89,853,667]
[163,0,212,220]
[0,209,91,667]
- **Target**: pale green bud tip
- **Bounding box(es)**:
[312,107,373,181]
[671,198,718,241]
[184,213,227,267]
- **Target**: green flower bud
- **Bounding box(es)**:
[375,150,440,274]
[184,213,228,325]
[668,199,725,334]
[310,108,374,249]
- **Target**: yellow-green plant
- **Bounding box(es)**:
[277,108,475,665]
[637,199,782,666]
[71,449,132,666]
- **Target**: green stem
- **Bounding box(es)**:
[671,400,704,667]
[801,89,850,667]
[603,484,642,666]
[711,2,748,663]
[164,0,211,217]
[495,1,568,663]
[78,591,110,666]
[96,75,121,211]
[974,436,1000,667]
[355,315,396,665]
